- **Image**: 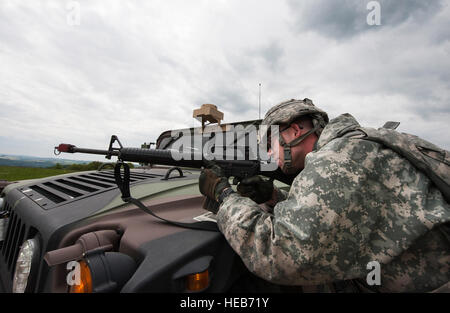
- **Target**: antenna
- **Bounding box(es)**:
[258,83,261,119]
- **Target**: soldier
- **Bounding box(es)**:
[198,98,450,292]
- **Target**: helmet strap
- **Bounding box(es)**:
[278,125,319,174]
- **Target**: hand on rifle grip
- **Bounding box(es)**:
[202,196,220,214]
[199,161,230,201]
[237,175,274,204]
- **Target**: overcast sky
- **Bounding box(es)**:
[0,0,449,161]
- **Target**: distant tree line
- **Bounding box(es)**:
[50,162,135,171]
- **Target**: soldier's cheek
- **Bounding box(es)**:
[277,152,284,169]
[278,158,283,168]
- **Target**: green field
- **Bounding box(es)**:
[0,166,80,182]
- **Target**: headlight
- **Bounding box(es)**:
[70,251,136,293]
[13,238,39,293]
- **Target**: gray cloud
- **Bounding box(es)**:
[194,82,255,118]
[258,42,285,71]
[287,0,444,39]
[240,42,285,73]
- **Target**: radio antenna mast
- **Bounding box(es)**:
[258,83,261,119]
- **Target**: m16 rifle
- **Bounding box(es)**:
[54,135,295,185]
[54,135,295,231]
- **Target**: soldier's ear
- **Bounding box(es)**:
[290,123,304,137]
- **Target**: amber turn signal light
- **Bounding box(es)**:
[69,260,93,293]
[186,270,209,291]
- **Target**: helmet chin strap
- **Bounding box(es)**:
[278,125,319,175]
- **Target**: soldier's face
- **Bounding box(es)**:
[268,123,316,173]
[268,125,292,170]
[268,137,282,168]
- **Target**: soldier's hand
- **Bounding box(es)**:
[199,162,230,201]
[237,176,274,204]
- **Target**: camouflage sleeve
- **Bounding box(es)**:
[216,137,450,286]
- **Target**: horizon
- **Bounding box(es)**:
[0,153,103,163]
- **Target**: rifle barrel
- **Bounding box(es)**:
[73,147,120,156]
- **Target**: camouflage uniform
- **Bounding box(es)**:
[217,113,450,292]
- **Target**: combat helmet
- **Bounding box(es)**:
[260,98,329,175]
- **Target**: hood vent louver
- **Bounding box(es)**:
[18,170,164,210]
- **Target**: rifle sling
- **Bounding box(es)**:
[114,162,218,232]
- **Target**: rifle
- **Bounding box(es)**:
[54,135,295,185]
[54,135,295,229]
